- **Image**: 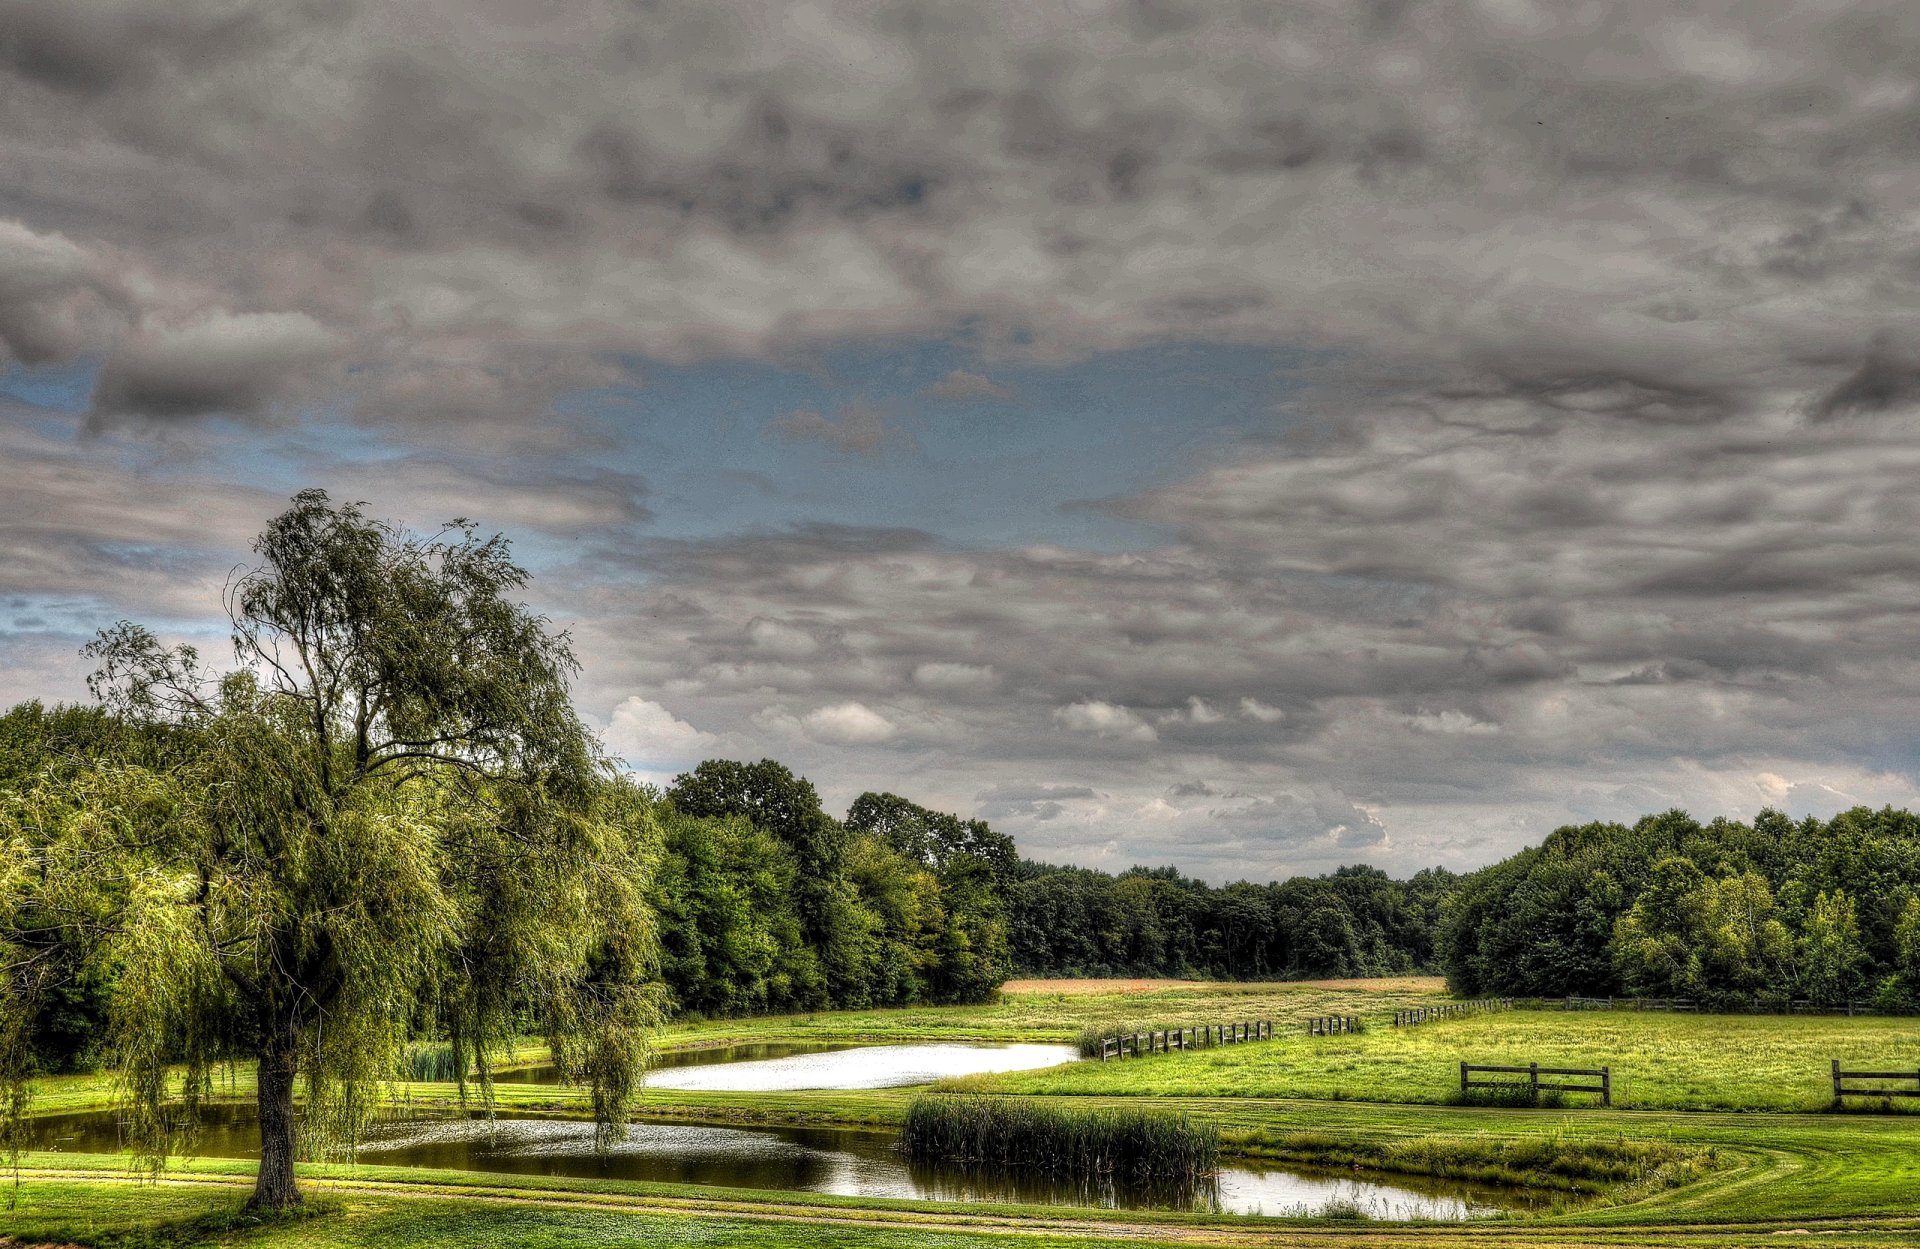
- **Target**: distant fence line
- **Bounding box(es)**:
[1393,999,1511,1027]
[1461,1061,1612,1107]
[1561,995,1900,1015]
[1094,1021,1271,1061]
[1831,1060,1920,1101]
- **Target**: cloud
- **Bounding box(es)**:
[1403,709,1501,736]
[912,662,998,693]
[0,219,103,364]
[1813,333,1920,420]
[771,400,891,455]
[801,700,898,744]
[920,368,1016,401]
[1054,700,1157,742]
[1159,696,1224,726]
[90,308,342,424]
[1240,698,1285,723]
[605,696,717,771]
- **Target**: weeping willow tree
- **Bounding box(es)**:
[0,490,659,1209]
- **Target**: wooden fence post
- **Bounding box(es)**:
[1832,1058,1842,1100]
[1460,1061,1469,1096]
[1529,1061,1540,1101]
[1601,1066,1611,1107]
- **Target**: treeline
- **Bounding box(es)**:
[0,707,1015,1071]
[651,760,1016,1018]
[4,700,1465,1077]
[1007,862,1458,980]
[1441,808,1920,1010]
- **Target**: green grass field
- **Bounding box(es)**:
[969,1007,1920,1112]
[10,978,1920,1248]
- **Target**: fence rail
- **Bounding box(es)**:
[1460,1061,1612,1106]
[1393,998,1511,1027]
[1831,1059,1920,1100]
[1558,994,1901,1016]
[1095,1020,1272,1061]
[1306,1015,1359,1036]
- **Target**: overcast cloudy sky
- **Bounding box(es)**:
[4,1,1920,882]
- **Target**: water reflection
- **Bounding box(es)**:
[503,1041,1080,1091]
[25,1106,1516,1220]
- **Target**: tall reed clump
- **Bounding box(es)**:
[400,1041,465,1082]
[901,1094,1217,1184]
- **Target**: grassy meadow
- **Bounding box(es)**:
[967,1002,1920,1112]
[11,977,1920,1247]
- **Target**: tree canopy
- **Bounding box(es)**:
[1439,807,1920,1009]
[1,491,658,1208]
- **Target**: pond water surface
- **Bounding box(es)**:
[26,1105,1518,1219]
[502,1040,1080,1091]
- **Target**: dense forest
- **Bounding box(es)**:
[1440,808,1920,1010]
[1008,861,1457,980]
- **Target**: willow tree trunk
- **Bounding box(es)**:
[251,1035,302,1209]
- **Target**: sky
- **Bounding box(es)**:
[3,0,1920,883]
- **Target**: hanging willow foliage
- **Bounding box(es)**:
[0,490,663,1210]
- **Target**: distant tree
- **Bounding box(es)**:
[846,793,1014,1000]
[845,792,1017,884]
[1613,857,1710,998]
[1886,896,1920,1009]
[0,491,658,1210]
[1798,890,1869,1007]
[1291,902,1362,977]
[667,759,869,1004]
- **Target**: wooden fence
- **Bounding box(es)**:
[1460,1061,1612,1106]
[1392,998,1511,1027]
[1831,1060,1920,1100]
[1095,1020,1271,1061]
[1562,995,1899,1016]
[1306,1015,1359,1036]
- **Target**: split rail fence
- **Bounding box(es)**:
[1095,1020,1271,1061]
[1460,1061,1612,1106]
[1831,1060,1920,1100]
[1392,998,1511,1027]
[1565,996,1698,1012]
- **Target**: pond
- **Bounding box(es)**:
[499,1040,1081,1091]
[25,1105,1523,1220]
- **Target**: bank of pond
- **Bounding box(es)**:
[22,1040,1545,1221]
[25,1103,1527,1219]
